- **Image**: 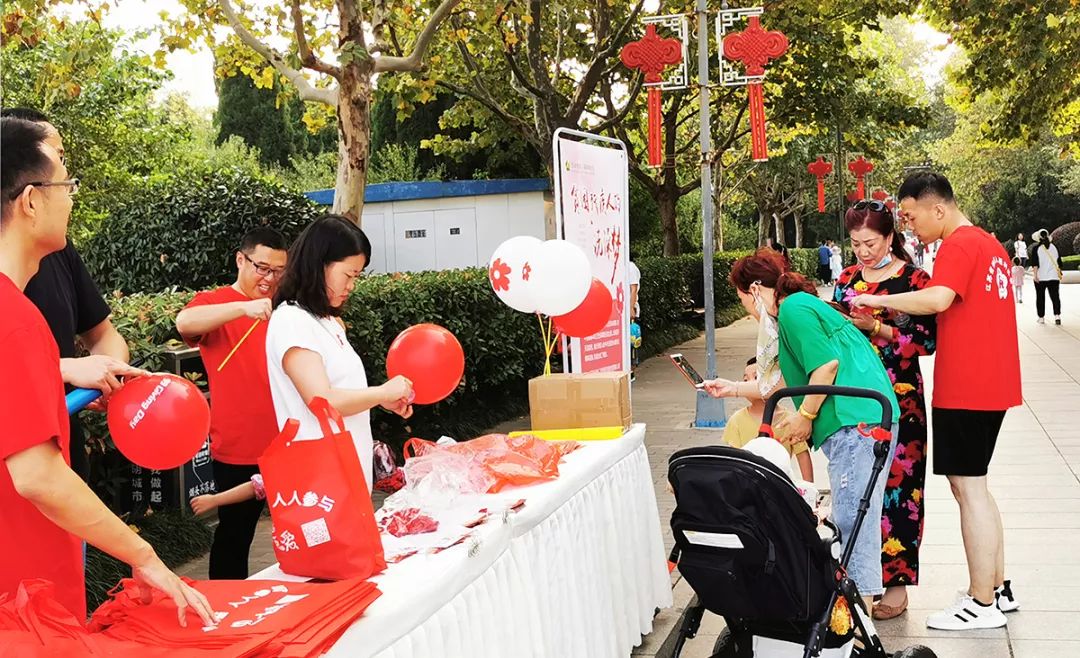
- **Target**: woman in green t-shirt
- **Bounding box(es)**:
[702,248,899,607]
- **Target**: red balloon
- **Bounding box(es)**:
[386,324,465,405]
[552,278,614,338]
[107,374,210,470]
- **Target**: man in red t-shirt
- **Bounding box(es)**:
[0,117,212,625]
[175,228,287,579]
[853,172,1022,632]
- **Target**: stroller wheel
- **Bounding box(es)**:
[711,627,752,658]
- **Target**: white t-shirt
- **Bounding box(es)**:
[627,261,641,317]
[1033,243,1062,283]
[265,303,375,490]
[1014,240,1028,259]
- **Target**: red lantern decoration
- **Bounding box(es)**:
[871,188,889,202]
[807,156,834,213]
[720,14,788,162]
[847,156,874,200]
[620,24,684,167]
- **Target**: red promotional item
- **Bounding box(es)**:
[385,323,465,404]
[553,278,614,338]
[259,397,386,581]
[90,576,381,657]
[404,433,580,492]
[107,373,211,470]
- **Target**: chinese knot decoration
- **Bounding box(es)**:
[620,24,683,167]
[721,15,788,162]
[847,156,874,200]
[807,156,834,213]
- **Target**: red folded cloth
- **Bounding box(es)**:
[0,577,380,658]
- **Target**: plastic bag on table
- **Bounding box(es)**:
[400,448,496,503]
[403,433,580,493]
[378,507,440,537]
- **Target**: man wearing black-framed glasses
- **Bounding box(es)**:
[0,116,213,626]
[175,227,288,579]
[2,107,142,484]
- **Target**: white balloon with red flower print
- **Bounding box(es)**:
[488,235,543,313]
[522,239,592,316]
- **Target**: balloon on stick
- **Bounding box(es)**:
[487,235,542,313]
[525,239,592,316]
[552,278,613,338]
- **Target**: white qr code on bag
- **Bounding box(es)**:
[300,517,331,547]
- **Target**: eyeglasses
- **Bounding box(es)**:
[7,178,80,200]
[241,252,285,278]
[852,200,888,213]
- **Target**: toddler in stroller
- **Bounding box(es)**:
[666,386,936,658]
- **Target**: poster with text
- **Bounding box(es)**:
[555,135,630,373]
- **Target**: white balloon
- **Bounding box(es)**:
[488,235,542,313]
[526,239,592,316]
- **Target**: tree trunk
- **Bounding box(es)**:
[333,69,372,224]
[658,192,680,257]
[794,210,803,248]
[757,209,768,247]
[773,212,784,247]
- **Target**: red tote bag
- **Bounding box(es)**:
[259,397,386,580]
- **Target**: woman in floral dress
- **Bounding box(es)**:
[833,200,936,620]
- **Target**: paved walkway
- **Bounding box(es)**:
[635,278,1080,658]
[177,277,1080,657]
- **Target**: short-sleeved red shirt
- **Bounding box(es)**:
[929,226,1022,410]
[183,287,278,464]
[0,273,83,619]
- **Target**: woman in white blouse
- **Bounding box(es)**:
[266,215,413,490]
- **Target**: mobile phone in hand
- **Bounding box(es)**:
[669,353,705,389]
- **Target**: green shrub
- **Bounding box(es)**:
[1063,255,1080,271]
[82,169,320,294]
[1051,222,1080,257]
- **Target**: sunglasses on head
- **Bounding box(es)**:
[852,200,888,212]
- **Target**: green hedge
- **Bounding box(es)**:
[1063,255,1080,271]
[82,169,320,294]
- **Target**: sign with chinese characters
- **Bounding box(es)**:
[126,438,215,513]
[554,130,631,374]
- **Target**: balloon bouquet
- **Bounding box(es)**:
[487,236,614,373]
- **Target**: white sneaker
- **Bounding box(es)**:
[1037,317,1046,324]
[996,580,1020,612]
[926,595,1007,630]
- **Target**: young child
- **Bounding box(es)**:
[191,474,264,515]
[722,357,814,482]
[1011,256,1025,304]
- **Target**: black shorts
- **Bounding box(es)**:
[932,408,1007,476]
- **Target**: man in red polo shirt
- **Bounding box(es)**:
[176,228,287,579]
[0,117,212,625]
[853,172,1022,631]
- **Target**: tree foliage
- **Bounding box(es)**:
[923,1,1080,151]
[0,12,193,238]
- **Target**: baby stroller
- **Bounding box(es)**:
[667,385,935,658]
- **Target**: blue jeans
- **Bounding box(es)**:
[820,425,897,596]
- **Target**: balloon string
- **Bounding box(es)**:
[537,313,551,376]
[544,318,557,377]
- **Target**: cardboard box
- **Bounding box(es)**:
[528,372,632,432]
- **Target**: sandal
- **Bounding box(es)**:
[871,595,908,620]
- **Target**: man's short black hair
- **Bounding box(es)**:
[1,107,51,123]
[1,117,54,215]
[240,227,287,253]
[746,356,757,367]
[898,172,954,203]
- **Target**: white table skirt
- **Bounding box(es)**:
[253,424,672,657]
